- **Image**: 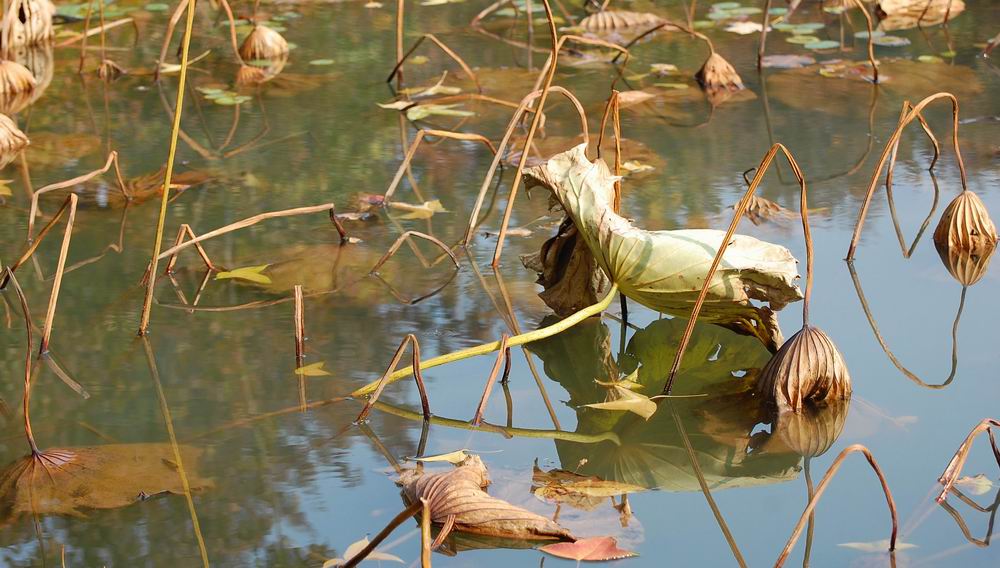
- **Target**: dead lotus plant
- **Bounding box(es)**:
[849,92,997,260]
[663,144,851,415]
[239,23,289,60]
[937,419,1000,503]
[0,0,54,48]
[0,58,36,103]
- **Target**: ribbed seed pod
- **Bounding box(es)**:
[0,59,35,115]
[578,10,665,31]
[695,52,744,93]
[935,238,995,287]
[773,399,849,458]
[239,24,289,61]
[0,113,29,167]
[236,54,287,85]
[755,325,852,413]
[933,191,998,255]
[1,0,54,48]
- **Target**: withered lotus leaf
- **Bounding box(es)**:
[579,11,665,32]
[755,325,852,413]
[239,24,289,60]
[0,444,213,525]
[521,218,611,317]
[696,53,744,93]
[397,455,573,541]
[935,239,995,287]
[540,536,637,562]
[0,59,36,94]
[933,191,998,255]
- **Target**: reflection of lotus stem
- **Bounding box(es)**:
[138,0,198,335]
[357,334,431,422]
[848,92,968,260]
[847,261,964,389]
[343,500,424,568]
[371,400,621,445]
[352,284,618,396]
[664,143,811,395]
[937,485,1000,547]
[937,419,1000,502]
[387,34,482,92]
[775,444,897,567]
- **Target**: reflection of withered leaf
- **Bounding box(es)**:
[521,218,611,317]
[0,444,212,525]
[398,455,573,541]
[742,194,794,225]
[877,0,965,30]
[531,461,644,511]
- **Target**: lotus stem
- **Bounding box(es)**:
[5,268,40,456]
[368,231,460,274]
[757,0,772,70]
[394,0,404,88]
[352,284,618,396]
[138,0,197,335]
[420,498,432,566]
[383,129,496,204]
[27,151,128,239]
[3,195,76,287]
[163,224,218,276]
[356,334,431,422]
[39,194,77,355]
[663,143,809,395]
[343,500,424,568]
[294,285,305,366]
[470,334,510,426]
[850,0,879,83]
[775,444,898,567]
[78,0,94,73]
[848,92,968,260]
[387,34,482,93]
[937,419,1000,503]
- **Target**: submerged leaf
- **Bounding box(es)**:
[216,265,272,284]
[955,474,994,496]
[540,537,637,562]
[585,386,657,420]
[388,199,448,219]
[532,461,645,510]
[295,361,331,376]
[579,10,665,31]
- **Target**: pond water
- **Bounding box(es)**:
[1,0,999,566]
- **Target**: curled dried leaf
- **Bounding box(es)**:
[521,218,611,317]
[397,455,574,541]
[696,52,744,93]
[755,325,852,413]
[239,24,289,60]
[935,239,995,287]
[579,11,665,32]
[933,191,998,255]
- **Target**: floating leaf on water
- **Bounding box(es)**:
[917,55,944,63]
[216,265,272,284]
[376,99,415,111]
[877,0,965,31]
[364,1,383,7]
[838,539,916,552]
[725,21,765,35]
[388,199,448,219]
[322,537,404,567]
[955,474,994,496]
[768,6,788,15]
[621,160,655,174]
[805,40,841,50]
[649,63,679,75]
[854,30,886,38]
[0,180,13,196]
[309,59,335,66]
[295,362,332,376]
[585,385,657,420]
[397,455,574,541]
[652,82,688,90]
[786,35,822,44]
[872,35,911,47]
[410,55,429,65]
[772,22,796,31]
[793,22,826,31]
[616,90,657,107]
[692,19,715,29]
[145,2,169,10]
[728,6,761,15]
[712,1,741,8]
[405,103,474,121]
[761,54,816,69]
[410,449,473,464]
[540,537,637,562]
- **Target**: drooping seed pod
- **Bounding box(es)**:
[773,399,849,458]
[935,238,995,287]
[239,24,289,61]
[933,190,998,255]
[0,113,29,166]
[235,54,287,85]
[0,59,36,115]
[696,52,744,93]
[0,0,54,48]
[755,325,852,414]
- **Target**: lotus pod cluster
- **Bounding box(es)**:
[933,190,998,255]
[755,325,852,413]
[239,24,289,61]
[696,52,744,93]
[0,0,54,49]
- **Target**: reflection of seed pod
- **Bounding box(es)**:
[695,52,744,93]
[0,113,29,166]
[239,24,289,61]
[935,238,995,286]
[774,399,849,458]
[755,325,852,413]
[0,59,35,115]
[235,53,287,85]
[933,191,998,255]
[11,43,52,99]
[1,0,54,48]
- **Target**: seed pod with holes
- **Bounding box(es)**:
[755,325,852,413]
[239,24,289,61]
[933,190,998,255]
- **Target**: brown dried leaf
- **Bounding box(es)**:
[0,444,212,525]
[933,191,998,255]
[579,11,665,32]
[696,53,744,93]
[398,455,574,541]
[540,536,637,561]
[755,325,852,413]
[521,218,611,317]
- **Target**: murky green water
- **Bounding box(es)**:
[1,0,999,565]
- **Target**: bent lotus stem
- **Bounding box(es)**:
[39,194,77,355]
[27,150,128,239]
[387,34,482,93]
[663,143,811,395]
[5,268,41,455]
[848,92,968,260]
[368,230,460,274]
[3,195,77,287]
[470,334,511,426]
[775,444,898,566]
[352,284,618,396]
[937,486,1000,547]
[937,419,1000,503]
[596,89,623,212]
[356,334,431,422]
[163,224,218,276]
[343,500,424,568]
[615,19,715,61]
[383,129,497,204]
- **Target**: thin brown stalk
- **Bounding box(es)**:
[356,334,431,422]
[216,0,246,66]
[163,224,218,275]
[294,285,305,366]
[614,20,715,61]
[2,197,75,287]
[471,334,511,426]
[595,90,623,212]
[154,0,188,81]
[39,194,77,355]
[59,17,132,47]
[937,419,1000,503]
[848,92,968,260]
[155,203,338,262]
[663,143,810,394]
[421,498,433,567]
[757,0,772,70]
[369,231,460,274]
[5,268,41,455]
[394,0,404,88]
[849,0,879,83]
[470,0,516,26]
[387,34,481,93]
[27,151,128,239]
[775,444,898,567]
[383,129,497,203]
[463,86,589,245]
[937,487,1000,547]
[343,500,424,568]
[884,101,942,225]
[78,0,95,73]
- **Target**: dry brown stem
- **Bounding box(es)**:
[163,224,218,275]
[384,129,497,203]
[369,231,460,274]
[470,334,511,426]
[294,284,305,366]
[356,334,431,422]
[387,34,482,93]
[342,500,424,568]
[937,419,1000,503]
[27,150,128,239]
